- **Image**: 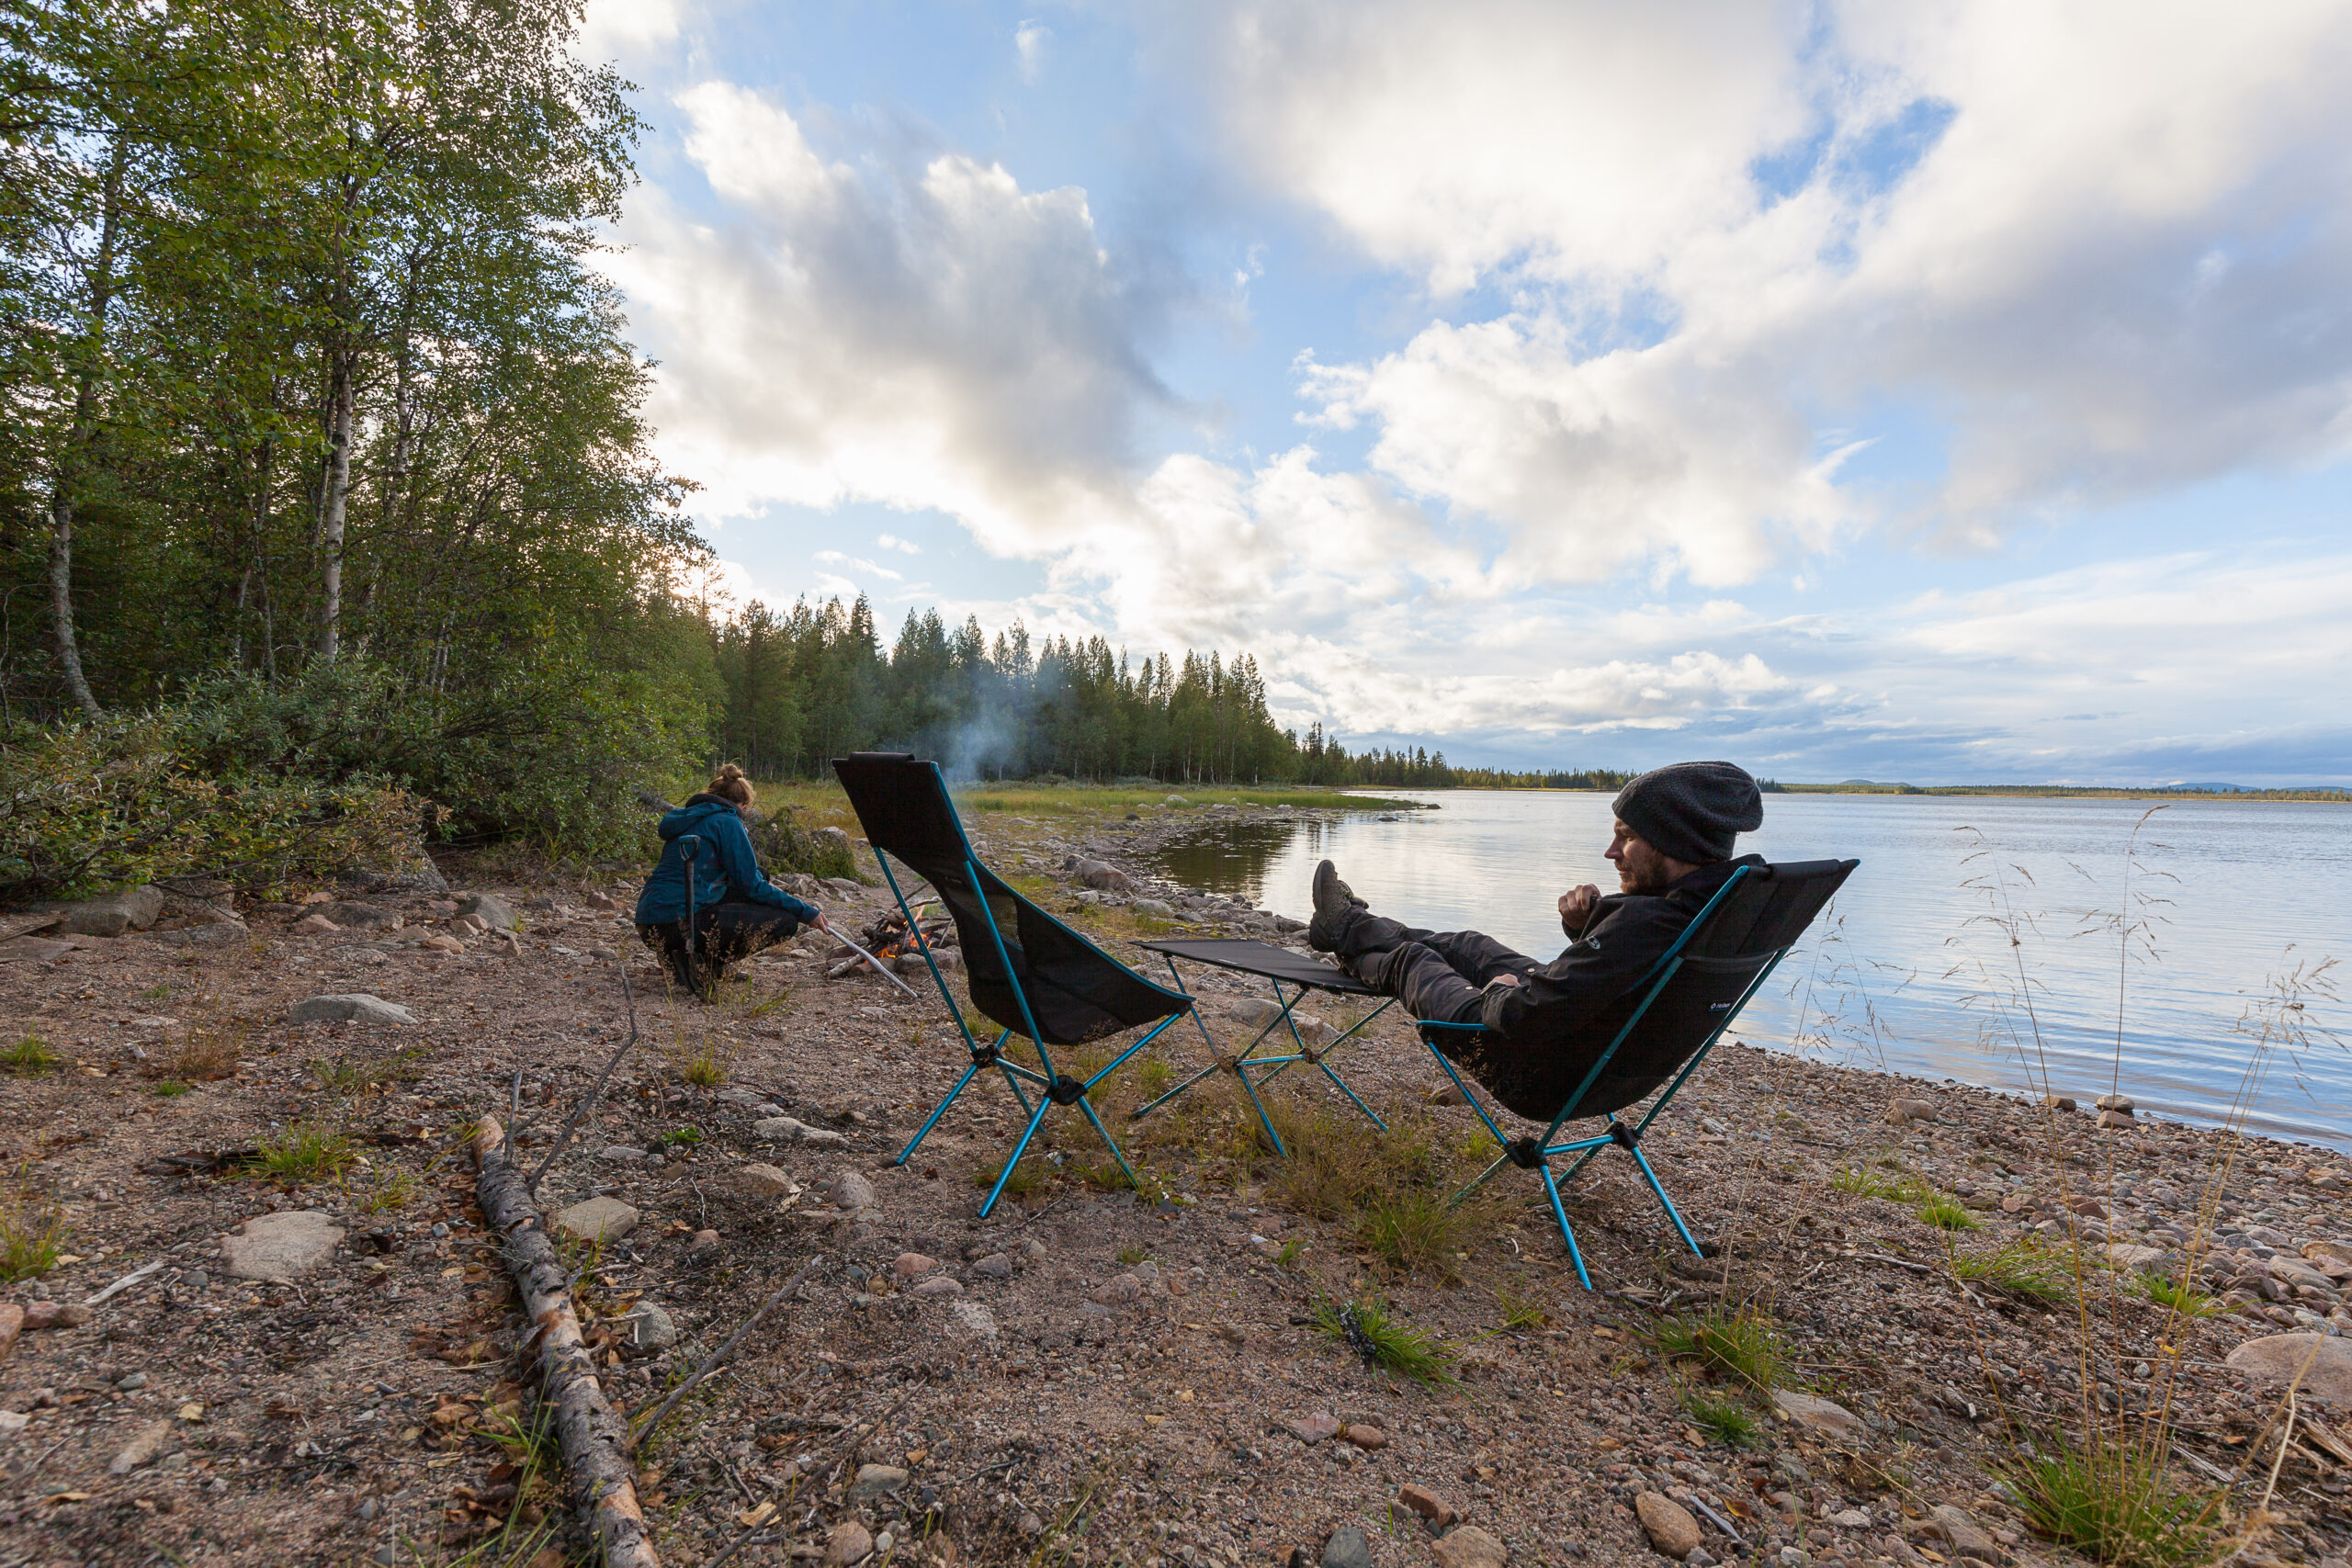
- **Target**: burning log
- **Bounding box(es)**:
[823,906,955,980]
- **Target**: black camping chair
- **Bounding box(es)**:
[832,753,1195,1216]
[1419,857,1857,1287]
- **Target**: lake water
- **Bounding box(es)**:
[1155,792,2352,1151]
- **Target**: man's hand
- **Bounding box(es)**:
[808,909,831,936]
[1486,973,1523,989]
[1558,884,1600,936]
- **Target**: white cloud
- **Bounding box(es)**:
[1015,20,1052,82]
[580,0,682,61]
[874,534,922,554]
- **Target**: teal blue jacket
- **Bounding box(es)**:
[633,795,818,927]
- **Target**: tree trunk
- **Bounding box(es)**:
[46,495,99,721]
[44,145,126,722]
[316,355,355,660]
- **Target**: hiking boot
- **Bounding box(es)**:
[669,941,705,998]
[1306,859,1365,952]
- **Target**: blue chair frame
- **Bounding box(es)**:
[1420,861,1853,1287]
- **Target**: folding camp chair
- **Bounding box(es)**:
[1419,858,1857,1287]
[832,753,1195,1217]
[1130,939,1395,1156]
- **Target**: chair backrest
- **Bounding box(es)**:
[832,753,1190,1047]
[1559,857,1858,1120]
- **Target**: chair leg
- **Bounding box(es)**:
[1449,1150,1514,1207]
[1235,1063,1287,1159]
[1129,1056,1223,1121]
[1074,1095,1143,1192]
[979,1095,1054,1219]
[1537,1162,1594,1291]
[1313,1059,1388,1133]
[895,1057,983,1167]
[1626,1142,1706,1257]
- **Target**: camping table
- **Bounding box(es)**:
[1131,938,1396,1156]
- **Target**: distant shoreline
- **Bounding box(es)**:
[1414,783,2352,803]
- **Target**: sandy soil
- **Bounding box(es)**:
[0,800,2346,1568]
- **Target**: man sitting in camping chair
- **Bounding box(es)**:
[1307,761,1764,1119]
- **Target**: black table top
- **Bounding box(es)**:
[1137,938,1377,996]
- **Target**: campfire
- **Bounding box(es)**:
[826,902,957,979]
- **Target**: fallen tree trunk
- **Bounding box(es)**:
[472,1115,661,1568]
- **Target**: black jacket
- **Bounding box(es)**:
[1465,855,1764,1119]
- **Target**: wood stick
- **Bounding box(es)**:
[472,1114,662,1568]
[628,1254,825,1452]
[527,962,643,1195]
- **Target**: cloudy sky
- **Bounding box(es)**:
[585,1,2352,785]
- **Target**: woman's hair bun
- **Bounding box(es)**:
[717,762,746,781]
[707,762,756,807]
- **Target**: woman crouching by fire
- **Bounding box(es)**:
[634,764,830,996]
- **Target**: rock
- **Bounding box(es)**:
[2269,1256,2335,1292]
[598,1145,647,1163]
[20,1302,88,1331]
[1430,1524,1509,1568]
[820,1170,876,1212]
[318,901,401,930]
[894,1251,939,1279]
[1132,898,1175,919]
[151,920,247,947]
[53,886,166,937]
[0,1303,18,1363]
[419,933,463,954]
[1636,1492,1704,1559]
[623,1303,679,1350]
[1397,1483,1457,1528]
[2041,1095,2077,1111]
[1685,1552,1715,1568]
[2105,1244,2168,1273]
[849,1462,910,1499]
[1925,1504,2003,1562]
[1287,1411,1340,1444]
[0,936,73,963]
[1885,1098,1938,1124]
[1166,795,1188,805]
[729,1163,793,1200]
[456,893,516,931]
[2095,1093,2134,1114]
[1322,1526,1374,1568]
[552,1197,640,1244]
[291,913,341,935]
[0,1409,27,1435]
[1829,1509,1872,1528]
[823,1519,874,1566]
[2224,1333,2352,1404]
[754,1116,850,1150]
[1091,1273,1144,1306]
[972,1252,1014,1280]
[1341,1423,1388,1450]
[108,1418,175,1475]
[1770,1390,1868,1441]
[220,1211,345,1282]
[1021,1237,1047,1260]
[1070,860,1134,893]
[948,1300,999,1343]
[2305,1240,2352,1267]
[912,1274,962,1296]
[287,993,415,1026]
[1427,1081,1468,1107]
[2098,1109,2134,1130]
[686,1229,719,1253]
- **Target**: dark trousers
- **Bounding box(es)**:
[1336,913,1538,1025]
[637,897,802,978]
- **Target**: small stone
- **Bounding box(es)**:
[108,1418,175,1475]
[1021,1237,1047,1260]
[2224,1333,2352,1404]
[1636,1492,1704,1559]
[2040,1095,2077,1111]
[849,1462,910,1498]
[1340,1423,1388,1450]
[972,1252,1014,1280]
[2094,1093,2134,1114]
[0,1303,18,1363]
[623,1303,679,1350]
[754,1116,850,1150]
[1090,1273,1144,1306]
[686,1229,720,1253]
[291,914,341,935]
[1132,898,1175,919]
[1322,1526,1374,1568]
[894,1251,939,1279]
[598,1145,647,1163]
[286,993,416,1027]
[552,1196,640,1244]
[821,1170,876,1211]
[116,1371,148,1391]
[1830,1508,1872,1528]
[823,1519,874,1566]
[1777,1550,1811,1568]
[912,1276,962,1296]
[1685,1551,1716,1568]
[220,1211,345,1282]
[948,1300,999,1342]
[1427,1082,1468,1107]
[2097,1109,2133,1130]
[1926,1504,2003,1562]
[318,901,401,930]
[1398,1483,1457,1528]
[1770,1390,1868,1441]
[1430,1524,1509,1568]
[0,1409,28,1435]
[1885,1098,1938,1124]
[1287,1411,1340,1444]
[419,933,463,954]
[456,893,517,931]
[729,1163,792,1200]
[2106,1244,2168,1274]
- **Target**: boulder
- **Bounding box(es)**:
[1770,1390,1868,1441]
[287,993,415,1027]
[2094,1093,2134,1114]
[53,886,166,937]
[220,1211,344,1282]
[1070,859,1134,893]
[0,937,72,964]
[1635,1492,1704,1559]
[317,901,401,930]
[456,893,516,931]
[2304,1240,2352,1268]
[1131,898,1175,919]
[2225,1333,2352,1404]
[1885,1098,1938,1124]
[552,1197,639,1244]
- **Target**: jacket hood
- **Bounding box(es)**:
[657,796,741,840]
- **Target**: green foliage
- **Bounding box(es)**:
[256,1121,357,1185]
[1681,1389,1764,1449]
[1833,1165,1931,1201]
[1949,1242,2076,1305]
[0,1035,59,1076]
[2139,1274,2217,1317]
[1267,1104,1491,1283]
[0,1200,67,1281]
[1312,1295,1459,1388]
[1649,1305,1788,1391]
[1496,1287,1549,1330]
[345,1164,418,1213]
[150,1078,190,1097]
[1917,1194,1981,1231]
[2002,1433,2220,1566]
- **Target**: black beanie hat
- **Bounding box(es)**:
[1611,761,1763,865]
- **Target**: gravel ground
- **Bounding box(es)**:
[0,799,2346,1568]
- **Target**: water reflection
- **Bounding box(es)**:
[1149,793,2352,1150]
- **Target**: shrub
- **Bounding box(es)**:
[0,1200,67,1280]
[255,1121,358,1186]
[1649,1305,1787,1391]
[1950,1241,2075,1305]
[1682,1389,1764,1448]
[2003,1432,2220,1566]
[0,1035,59,1076]
[1313,1295,1458,1387]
